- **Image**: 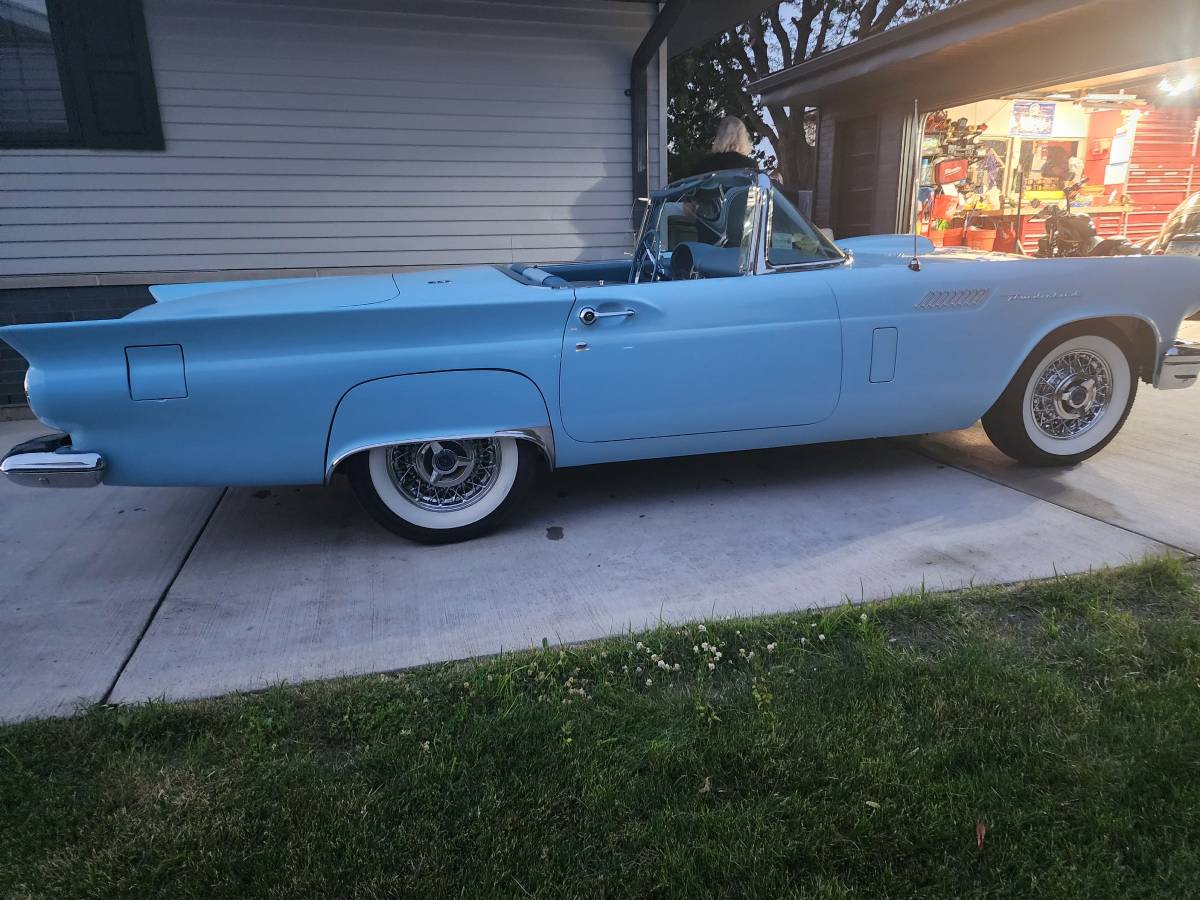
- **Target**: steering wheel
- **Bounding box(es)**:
[629,228,663,284]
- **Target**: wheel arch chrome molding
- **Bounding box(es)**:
[324,424,555,482]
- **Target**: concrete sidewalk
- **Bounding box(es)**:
[2,375,1195,720]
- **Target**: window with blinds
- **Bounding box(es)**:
[0,0,71,141]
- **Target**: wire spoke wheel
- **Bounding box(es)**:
[350,435,535,543]
[386,438,503,513]
[1029,349,1113,440]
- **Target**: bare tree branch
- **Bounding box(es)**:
[769,8,793,69]
[866,0,909,35]
[813,3,834,55]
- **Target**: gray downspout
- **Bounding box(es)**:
[631,0,689,201]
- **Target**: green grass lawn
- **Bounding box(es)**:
[3,559,1200,899]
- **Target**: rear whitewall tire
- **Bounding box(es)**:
[983,325,1138,466]
[347,436,538,543]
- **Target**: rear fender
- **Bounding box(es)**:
[325,369,553,481]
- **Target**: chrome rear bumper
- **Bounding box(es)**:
[0,432,105,488]
[1155,339,1200,390]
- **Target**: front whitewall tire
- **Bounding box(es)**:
[983,323,1138,467]
[1019,334,1131,457]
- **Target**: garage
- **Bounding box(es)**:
[752,0,1199,252]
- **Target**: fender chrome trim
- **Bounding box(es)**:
[1154,339,1200,390]
[326,425,555,482]
[1,432,105,488]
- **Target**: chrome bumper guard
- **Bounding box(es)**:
[0,432,105,488]
[1155,340,1200,390]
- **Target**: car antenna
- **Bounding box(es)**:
[908,98,923,272]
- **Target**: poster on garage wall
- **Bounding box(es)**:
[1010,101,1056,136]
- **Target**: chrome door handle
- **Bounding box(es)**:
[579,307,635,325]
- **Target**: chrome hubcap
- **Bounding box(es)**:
[386,439,502,511]
[1031,349,1113,439]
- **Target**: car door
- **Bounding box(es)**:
[559,272,842,443]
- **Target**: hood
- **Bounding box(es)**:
[838,234,1023,267]
[838,234,934,265]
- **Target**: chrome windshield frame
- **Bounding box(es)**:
[752,172,849,276]
[632,170,850,279]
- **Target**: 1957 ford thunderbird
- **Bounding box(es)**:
[4,170,1199,543]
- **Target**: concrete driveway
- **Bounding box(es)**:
[3,329,1197,720]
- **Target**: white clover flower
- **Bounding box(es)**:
[651,654,661,663]
[860,613,868,622]
[698,624,707,633]
[636,666,642,673]
[622,665,629,673]
[800,637,808,645]
[673,663,681,672]
[738,648,747,658]
[714,651,723,661]
[818,634,826,641]
[657,659,669,670]
[707,662,716,670]
[636,641,645,650]
[645,678,653,686]
[693,645,700,654]
[767,643,777,652]
[747,651,755,661]
[421,741,431,752]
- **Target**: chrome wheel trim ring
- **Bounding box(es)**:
[1029,348,1113,440]
[385,438,503,513]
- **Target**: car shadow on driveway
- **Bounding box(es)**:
[107,436,1164,707]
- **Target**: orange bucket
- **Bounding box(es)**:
[966,227,996,251]
[941,227,964,247]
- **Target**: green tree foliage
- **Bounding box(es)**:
[668,0,961,187]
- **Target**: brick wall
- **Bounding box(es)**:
[0,286,153,407]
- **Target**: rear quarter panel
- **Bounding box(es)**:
[7,284,571,486]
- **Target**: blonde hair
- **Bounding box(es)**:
[711,116,752,156]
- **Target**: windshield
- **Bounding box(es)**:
[766,187,844,267]
[637,170,760,274]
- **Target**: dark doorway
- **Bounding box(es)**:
[832,115,878,238]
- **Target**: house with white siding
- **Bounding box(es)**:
[0,0,771,407]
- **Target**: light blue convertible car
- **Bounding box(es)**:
[4,170,1200,542]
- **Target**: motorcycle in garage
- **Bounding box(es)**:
[1034,179,1143,258]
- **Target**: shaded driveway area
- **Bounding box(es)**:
[3,343,1197,721]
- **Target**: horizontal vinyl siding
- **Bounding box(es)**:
[0,0,662,281]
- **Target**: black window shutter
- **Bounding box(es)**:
[50,0,164,150]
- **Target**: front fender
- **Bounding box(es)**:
[324,369,552,481]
